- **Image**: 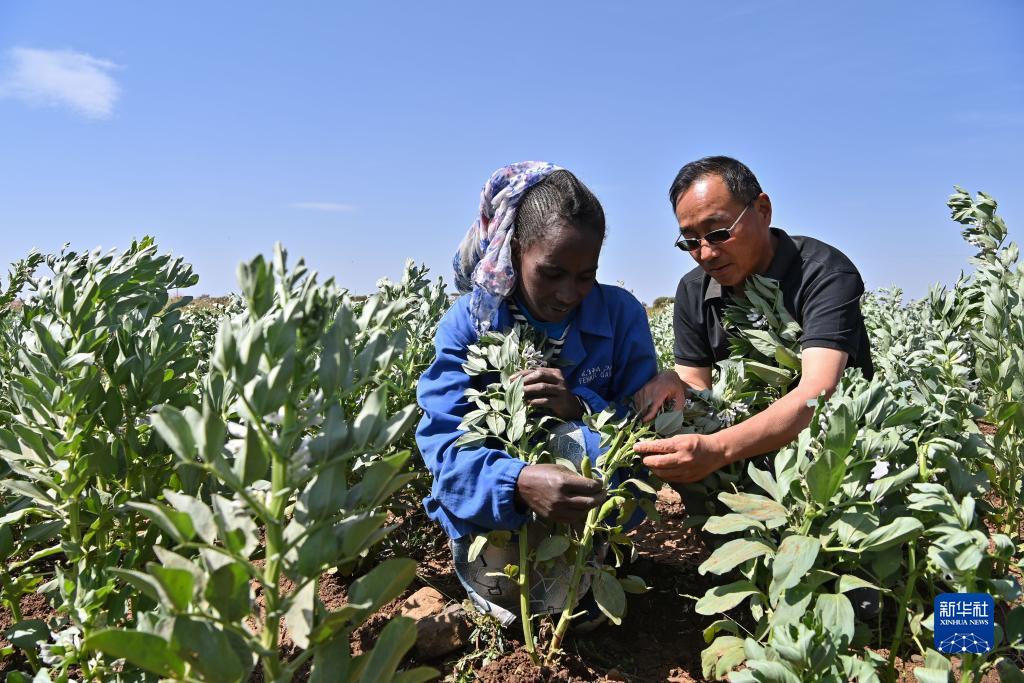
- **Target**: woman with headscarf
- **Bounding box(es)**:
[416,162,658,626]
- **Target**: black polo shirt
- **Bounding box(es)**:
[673,228,874,379]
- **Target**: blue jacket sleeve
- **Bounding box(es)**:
[415,299,531,540]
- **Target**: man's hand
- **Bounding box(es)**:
[517,368,583,420]
[634,370,689,422]
[515,463,605,523]
[634,433,727,483]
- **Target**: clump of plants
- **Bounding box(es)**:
[454,325,676,664]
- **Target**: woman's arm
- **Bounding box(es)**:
[416,302,531,538]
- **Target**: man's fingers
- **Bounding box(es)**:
[633,438,679,455]
[641,452,689,468]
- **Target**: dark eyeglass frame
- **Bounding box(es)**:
[675,202,752,252]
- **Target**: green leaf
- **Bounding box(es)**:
[304,461,349,521]
[535,535,570,562]
[744,361,793,387]
[695,580,760,615]
[110,568,164,605]
[467,535,488,563]
[1006,605,1024,644]
[619,575,648,594]
[775,345,801,371]
[285,580,316,650]
[805,447,845,506]
[699,538,774,576]
[881,405,925,428]
[170,617,252,682]
[346,558,417,622]
[701,635,746,680]
[744,660,802,683]
[814,593,854,644]
[4,620,48,649]
[84,629,186,679]
[205,561,251,622]
[592,570,626,625]
[347,451,413,509]
[769,535,820,606]
[823,403,857,458]
[858,517,924,552]
[837,575,880,594]
[370,404,419,451]
[623,477,659,496]
[913,668,952,683]
[148,564,195,612]
[704,514,766,536]
[392,666,441,683]
[127,501,196,544]
[234,424,268,486]
[358,616,418,683]
[163,490,217,545]
[996,658,1024,683]
[718,492,787,525]
[702,619,739,644]
[151,405,196,462]
[747,464,781,501]
[772,584,814,627]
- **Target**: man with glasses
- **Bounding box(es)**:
[633,155,873,488]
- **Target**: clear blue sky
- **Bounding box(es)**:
[1,1,1021,304]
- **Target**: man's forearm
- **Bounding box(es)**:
[708,388,818,465]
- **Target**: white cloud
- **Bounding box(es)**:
[290,202,355,212]
[0,47,120,119]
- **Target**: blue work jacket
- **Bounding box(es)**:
[415,283,659,540]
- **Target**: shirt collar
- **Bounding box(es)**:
[704,227,793,302]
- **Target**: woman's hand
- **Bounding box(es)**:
[517,367,584,420]
[633,369,689,422]
[514,463,606,523]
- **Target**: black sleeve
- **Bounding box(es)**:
[673,282,714,367]
[799,269,867,356]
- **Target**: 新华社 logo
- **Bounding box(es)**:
[933,593,994,654]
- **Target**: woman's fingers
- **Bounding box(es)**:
[522,380,563,398]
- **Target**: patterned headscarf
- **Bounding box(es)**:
[453,161,562,331]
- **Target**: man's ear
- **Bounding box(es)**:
[755,193,773,226]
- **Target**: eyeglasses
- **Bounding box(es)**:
[674,203,751,252]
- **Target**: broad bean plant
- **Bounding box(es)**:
[454,325,669,664]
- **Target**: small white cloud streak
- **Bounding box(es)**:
[0,47,120,119]
[290,202,356,212]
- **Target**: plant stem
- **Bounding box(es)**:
[547,504,599,661]
[260,402,295,682]
[517,523,538,664]
[887,545,918,674]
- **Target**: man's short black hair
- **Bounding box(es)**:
[668,156,763,210]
